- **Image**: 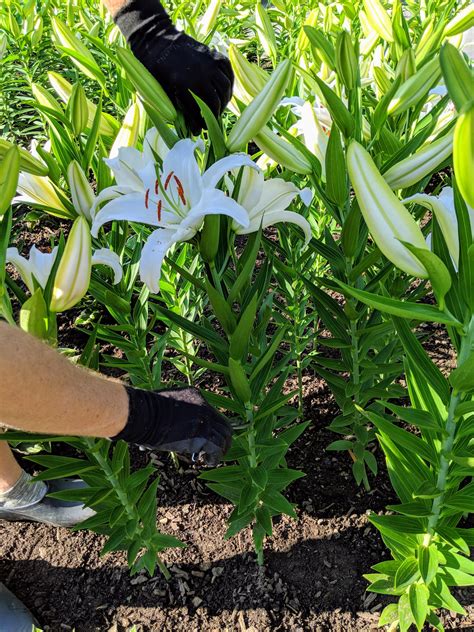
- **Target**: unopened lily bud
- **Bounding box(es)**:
[396,49,416,83]
[51,17,106,85]
[440,43,474,112]
[48,72,119,138]
[335,30,358,91]
[109,102,141,160]
[200,215,220,263]
[384,130,453,190]
[0,145,20,218]
[30,15,43,48]
[254,126,313,175]
[388,57,441,115]
[228,357,252,404]
[196,0,222,39]
[227,59,292,152]
[363,0,394,42]
[0,33,7,60]
[444,4,474,37]
[50,216,92,312]
[228,44,268,103]
[347,141,428,278]
[0,139,48,176]
[69,82,89,136]
[454,102,474,208]
[116,47,176,123]
[68,160,94,221]
[255,2,278,62]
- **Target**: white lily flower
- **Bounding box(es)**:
[14,172,70,217]
[6,245,58,293]
[7,241,122,303]
[92,134,255,293]
[404,186,474,268]
[231,167,313,243]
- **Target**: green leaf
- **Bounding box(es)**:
[418,544,439,584]
[225,511,254,539]
[205,279,236,336]
[394,557,420,589]
[401,242,452,309]
[433,576,467,614]
[361,409,437,465]
[313,74,354,138]
[412,481,441,499]
[229,293,258,360]
[455,400,474,417]
[333,280,462,327]
[261,489,297,518]
[19,288,49,340]
[398,592,414,632]
[256,505,273,536]
[436,526,470,555]
[409,583,429,631]
[450,350,474,394]
[378,603,399,626]
[381,402,441,431]
[192,92,226,159]
[387,502,432,517]
[327,439,353,451]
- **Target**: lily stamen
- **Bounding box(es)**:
[157,199,162,222]
[145,188,150,209]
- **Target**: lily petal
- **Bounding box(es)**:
[91,192,158,237]
[29,246,59,289]
[252,178,302,219]
[90,185,136,220]
[91,248,123,284]
[236,167,265,211]
[161,139,204,208]
[139,228,178,293]
[237,210,312,244]
[6,247,34,293]
[186,188,250,230]
[202,154,259,189]
[104,147,146,189]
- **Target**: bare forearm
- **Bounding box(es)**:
[0,322,128,438]
[102,0,130,18]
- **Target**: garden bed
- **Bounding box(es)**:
[1,375,472,631]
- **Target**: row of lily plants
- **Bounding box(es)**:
[1,0,473,628]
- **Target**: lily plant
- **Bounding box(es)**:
[91,130,312,293]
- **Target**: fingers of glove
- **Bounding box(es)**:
[175,89,205,135]
[213,53,234,85]
[212,71,233,113]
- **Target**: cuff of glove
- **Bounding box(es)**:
[110,386,165,446]
[114,0,172,42]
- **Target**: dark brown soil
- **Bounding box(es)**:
[1,377,473,632]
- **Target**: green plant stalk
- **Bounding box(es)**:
[84,438,170,579]
[426,325,471,537]
[246,404,257,469]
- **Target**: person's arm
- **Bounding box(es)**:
[0,321,127,437]
[102,0,234,134]
[0,322,231,461]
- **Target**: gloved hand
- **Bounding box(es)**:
[114,0,234,134]
[111,386,232,465]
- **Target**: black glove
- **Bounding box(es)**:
[115,0,234,134]
[112,386,232,465]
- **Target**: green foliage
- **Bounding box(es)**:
[1,2,472,628]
